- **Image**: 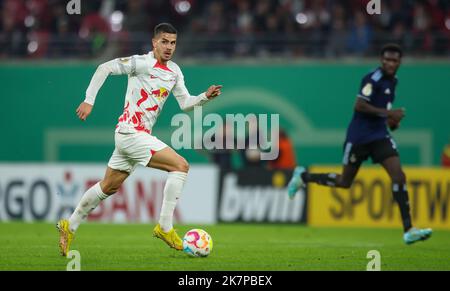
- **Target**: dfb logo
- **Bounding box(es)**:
[66,0,81,15]
[366,250,381,271]
[366,0,381,15]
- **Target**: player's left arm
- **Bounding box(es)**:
[172,66,222,112]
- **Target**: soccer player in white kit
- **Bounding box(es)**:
[57,23,222,256]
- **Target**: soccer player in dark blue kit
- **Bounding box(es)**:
[287,44,432,245]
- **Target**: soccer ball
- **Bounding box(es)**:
[182,229,213,257]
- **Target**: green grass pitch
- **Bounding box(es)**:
[0,222,449,271]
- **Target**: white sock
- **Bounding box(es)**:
[68,182,109,233]
[159,171,187,232]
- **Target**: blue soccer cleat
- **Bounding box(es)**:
[287,166,306,199]
[403,227,433,245]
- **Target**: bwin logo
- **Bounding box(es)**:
[366,0,381,15]
[66,0,81,15]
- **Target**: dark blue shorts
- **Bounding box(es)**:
[342,137,399,166]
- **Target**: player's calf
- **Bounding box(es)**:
[175,158,189,173]
[303,172,352,188]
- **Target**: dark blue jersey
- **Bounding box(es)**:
[346,68,398,145]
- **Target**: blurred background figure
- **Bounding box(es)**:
[200,123,235,171]
[0,0,28,57]
[119,0,151,55]
[442,139,450,168]
[267,129,296,171]
[238,118,267,170]
[325,3,347,58]
[78,1,110,57]
[347,11,372,56]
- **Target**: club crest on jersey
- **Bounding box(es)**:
[384,88,391,95]
[152,88,169,100]
[362,83,373,97]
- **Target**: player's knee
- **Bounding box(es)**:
[175,158,189,173]
[391,171,406,185]
[340,181,352,189]
[100,180,120,195]
[337,177,353,189]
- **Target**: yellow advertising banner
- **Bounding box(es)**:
[308,167,450,229]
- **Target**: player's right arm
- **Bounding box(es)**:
[354,99,405,122]
[77,55,147,121]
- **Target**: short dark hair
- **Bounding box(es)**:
[154,23,177,38]
[381,44,403,58]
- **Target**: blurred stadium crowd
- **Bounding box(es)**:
[1,0,449,60]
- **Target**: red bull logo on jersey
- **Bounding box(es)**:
[152,88,169,100]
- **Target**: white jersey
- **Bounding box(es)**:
[84,52,209,134]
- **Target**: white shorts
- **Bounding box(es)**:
[108,132,168,173]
